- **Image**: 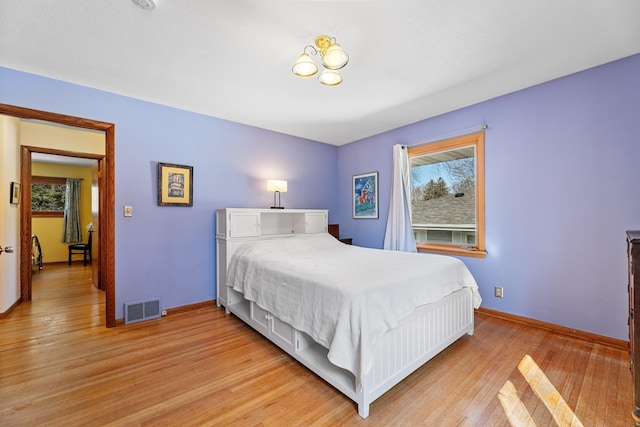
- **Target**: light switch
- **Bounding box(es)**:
[124,206,133,217]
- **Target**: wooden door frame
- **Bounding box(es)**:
[1,104,116,328]
[23,146,105,290]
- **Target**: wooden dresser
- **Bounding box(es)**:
[328,224,352,245]
[628,230,640,426]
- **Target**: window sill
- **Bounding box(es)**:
[416,243,487,258]
[32,212,64,218]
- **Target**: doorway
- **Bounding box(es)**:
[0,104,116,327]
[29,149,102,286]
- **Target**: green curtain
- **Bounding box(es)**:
[62,178,82,243]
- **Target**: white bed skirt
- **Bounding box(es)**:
[222,285,474,418]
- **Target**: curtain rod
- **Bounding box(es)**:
[405,124,488,148]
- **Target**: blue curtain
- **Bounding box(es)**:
[383,144,417,252]
[62,178,82,243]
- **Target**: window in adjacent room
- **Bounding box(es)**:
[408,131,485,258]
[32,176,66,217]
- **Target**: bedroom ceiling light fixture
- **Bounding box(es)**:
[267,180,287,209]
[292,35,349,86]
[132,0,157,10]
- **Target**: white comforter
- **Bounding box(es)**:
[228,233,481,382]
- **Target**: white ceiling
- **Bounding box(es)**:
[1,1,639,146]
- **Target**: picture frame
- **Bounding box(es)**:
[353,172,378,219]
[10,182,20,204]
[157,163,193,207]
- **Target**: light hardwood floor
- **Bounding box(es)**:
[0,264,633,426]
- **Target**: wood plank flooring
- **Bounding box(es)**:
[0,264,633,426]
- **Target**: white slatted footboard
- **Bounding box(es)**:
[356,286,474,418]
[225,286,474,419]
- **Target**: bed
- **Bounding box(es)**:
[220,230,481,418]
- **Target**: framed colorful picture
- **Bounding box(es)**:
[10,182,20,204]
[157,163,193,207]
[353,172,378,219]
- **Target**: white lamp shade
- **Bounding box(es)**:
[267,180,288,192]
[322,43,349,70]
[292,53,318,77]
[318,69,343,86]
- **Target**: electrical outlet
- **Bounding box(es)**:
[161,310,167,317]
[494,286,504,298]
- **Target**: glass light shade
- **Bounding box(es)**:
[132,0,157,9]
[267,180,288,192]
[292,53,318,77]
[322,44,349,70]
[318,69,342,86]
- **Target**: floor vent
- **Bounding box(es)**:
[124,298,161,324]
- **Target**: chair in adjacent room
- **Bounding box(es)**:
[32,234,43,271]
[68,231,92,266]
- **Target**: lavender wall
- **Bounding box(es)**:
[0,67,339,319]
[3,53,638,339]
[338,54,640,340]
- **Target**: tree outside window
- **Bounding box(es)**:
[32,176,66,217]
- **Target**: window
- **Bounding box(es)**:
[32,176,67,217]
[408,131,485,258]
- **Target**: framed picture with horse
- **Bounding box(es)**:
[352,171,378,219]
